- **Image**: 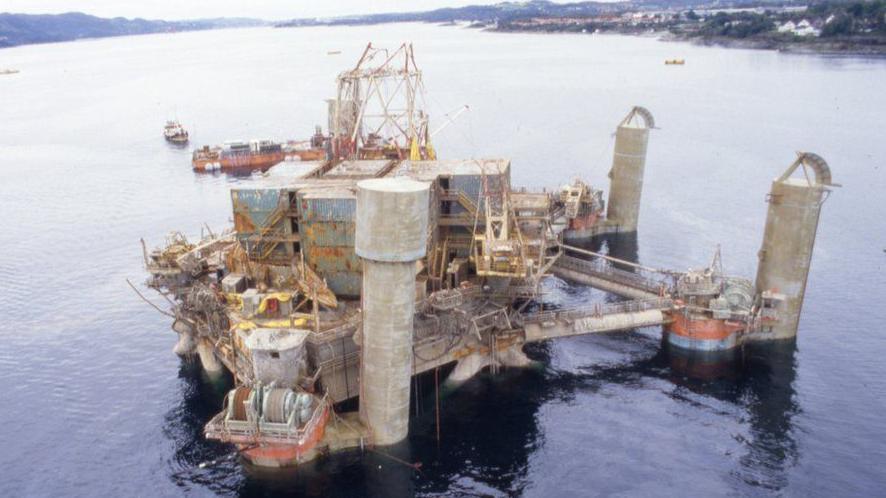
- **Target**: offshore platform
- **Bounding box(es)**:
[140,44,837,467]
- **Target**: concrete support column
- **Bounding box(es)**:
[360,260,417,442]
[445,346,534,387]
[355,178,430,446]
[754,153,835,340]
[606,107,653,232]
[196,340,223,375]
[172,319,197,356]
[445,352,492,386]
[173,332,196,356]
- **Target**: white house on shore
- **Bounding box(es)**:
[778,19,821,37]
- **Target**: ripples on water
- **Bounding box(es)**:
[0,23,884,497]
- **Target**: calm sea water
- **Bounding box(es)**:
[1,23,884,497]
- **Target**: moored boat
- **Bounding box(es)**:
[164,120,189,144]
[559,179,606,239]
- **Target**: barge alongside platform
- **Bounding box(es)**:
[192,129,329,172]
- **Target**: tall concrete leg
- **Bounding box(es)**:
[606,107,654,232]
[754,153,836,340]
[356,178,430,446]
[173,332,196,356]
[196,340,223,375]
[172,319,197,356]
[360,260,417,444]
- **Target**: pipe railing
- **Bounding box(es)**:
[206,393,331,443]
[554,254,669,295]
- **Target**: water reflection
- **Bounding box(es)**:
[409,365,548,497]
[555,337,801,494]
[732,341,800,491]
[665,342,743,384]
[665,341,801,491]
[163,359,240,495]
[558,232,800,491]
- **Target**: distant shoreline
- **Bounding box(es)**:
[4,12,885,59]
[0,12,265,50]
[672,34,886,56]
[487,25,886,56]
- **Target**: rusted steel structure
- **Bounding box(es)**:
[191,43,436,173]
[139,45,835,468]
[329,43,436,161]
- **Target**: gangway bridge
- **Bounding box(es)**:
[550,243,678,300]
[410,244,680,379]
[514,242,681,342]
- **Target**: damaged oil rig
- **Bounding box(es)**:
[140,43,837,467]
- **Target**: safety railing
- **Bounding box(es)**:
[554,255,669,295]
[440,189,480,214]
[205,393,330,443]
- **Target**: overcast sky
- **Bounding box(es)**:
[2,1,558,21]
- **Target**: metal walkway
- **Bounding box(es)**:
[550,242,676,300]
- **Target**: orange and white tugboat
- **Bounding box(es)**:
[163,120,189,145]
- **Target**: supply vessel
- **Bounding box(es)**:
[163,120,189,145]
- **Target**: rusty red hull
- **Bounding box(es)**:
[193,152,285,172]
[287,149,326,161]
[665,312,745,351]
[568,212,600,231]
[562,212,621,240]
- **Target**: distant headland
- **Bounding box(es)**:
[3,1,885,56]
[0,12,265,48]
[276,0,886,56]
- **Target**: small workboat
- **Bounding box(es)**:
[665,59,686,65]
[0,69,20,75]
[164,120,189,145]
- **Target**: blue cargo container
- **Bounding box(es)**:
[298,190,361,296]
[230,187,294,261]
[231,188,286,233]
